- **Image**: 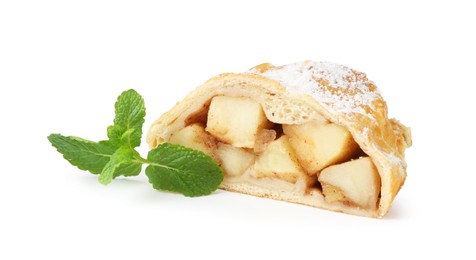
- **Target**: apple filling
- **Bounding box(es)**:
[170,96,381,210]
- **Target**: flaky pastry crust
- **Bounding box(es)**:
[147,61,411,218]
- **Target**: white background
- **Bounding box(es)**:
[1,0,474,259]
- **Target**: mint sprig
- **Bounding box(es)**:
[48,89,223,197]
[146,143,223,197]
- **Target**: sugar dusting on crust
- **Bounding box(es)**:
[387,152,406,173]
[249,61,380,119]
[248,61,405,174]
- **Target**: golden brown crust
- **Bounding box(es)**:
[147,61,411,218]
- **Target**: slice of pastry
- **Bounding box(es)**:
[147,61,412,218]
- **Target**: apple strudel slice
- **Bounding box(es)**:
[147,61,412,218]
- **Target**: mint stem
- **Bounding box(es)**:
[132,148,181,172]
[132,153,150,165]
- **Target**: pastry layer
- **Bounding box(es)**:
[147,61,412,217]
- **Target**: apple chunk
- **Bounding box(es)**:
[321,183,348,204]
[216,143,255,177]
[206,96,272,148]
[169,123,218,160]
[283,121,359,174]
[253,136,306,183]
[318,157,381,209]
[253,128,277,153]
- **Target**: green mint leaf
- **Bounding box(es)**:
[99,147,139,185]
[145,143,224,197]
[50,89,224,198]
[114,161,142,178]
[47,134,115,174]
[107,125,125,147]
[107,127,137,148]
[107,89,145,148]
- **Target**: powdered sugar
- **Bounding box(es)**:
[248,61,406,177]
[387,152,405,172]
[249,61,380,119]
[362,127,370,138]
